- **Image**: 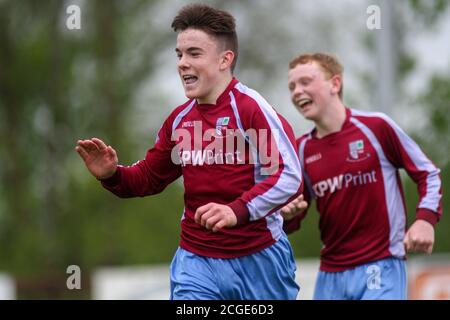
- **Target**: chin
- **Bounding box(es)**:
[184,89,198,100]
[301,111,317,121]
[184,92,194,99]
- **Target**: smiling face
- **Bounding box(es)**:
[176,28,233,104]
[288,61,341,121]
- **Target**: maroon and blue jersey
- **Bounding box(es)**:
[285,108,442,272]
[101,78,303,258]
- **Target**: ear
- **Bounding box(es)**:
[330,74,342,96]
[219,50,235,71]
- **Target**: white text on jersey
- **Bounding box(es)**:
[313,170,377,197]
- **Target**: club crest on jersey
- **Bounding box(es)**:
[215,117,230,136]
[347,139,370,162]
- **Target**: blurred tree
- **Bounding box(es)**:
[401,0,450,253]
[0,0,184,298]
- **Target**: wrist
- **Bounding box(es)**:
[99,167,121,185]
[416,208,438,226]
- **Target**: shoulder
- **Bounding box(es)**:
[162,99,196,127]
[349,108,410,149]
[231,81,273,114]
[349,108,397,131]
[156,100,196,139]
[169,99,196,119]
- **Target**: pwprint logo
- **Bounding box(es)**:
[171,121,280,175]
[347,139,370,162]
[215,117,230,137]
[312,170,377,198]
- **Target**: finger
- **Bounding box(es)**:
[298,201,308,210]
[77,140,89,150]
[107,146,117,158]
[91,138,108,151]
[75,145,90,162]
[281,206,290,216]
[205,214,222,231]
[408,242,418,253]
[81,140,100,153]
[212,219,228,232]
[281,206,292,218]
[415,240,433,254]
[285,202,295,211]
[195,203,215,223]
[410,241,423,253]
[292,200,301,209]
[200,210,217,227]
[298,194,304,201]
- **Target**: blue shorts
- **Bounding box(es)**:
[170,235,299,300]
[314,257,407,300]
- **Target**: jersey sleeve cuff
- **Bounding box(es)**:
[227,199,249,225]
[416,208,439,226]
[99,167,122,187]
[283,216,301,234]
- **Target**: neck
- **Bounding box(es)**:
[197,73,233,105]
[315,99,347,138]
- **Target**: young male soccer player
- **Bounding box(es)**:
[283,53,442,300]
[75,4,303,300]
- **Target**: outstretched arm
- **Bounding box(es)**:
[76,113,182,198]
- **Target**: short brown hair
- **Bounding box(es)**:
[171,4,238,72]
[289,53,344,99]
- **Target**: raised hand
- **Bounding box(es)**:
[75,138,118,180]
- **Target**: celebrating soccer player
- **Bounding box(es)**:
[283,52,442,300]
[76,4,303,300]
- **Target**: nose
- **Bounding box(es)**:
[177,55,190,70]
[291,84,304,100]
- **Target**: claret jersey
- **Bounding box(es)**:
[101,78,303,258]
[285,108,442,272]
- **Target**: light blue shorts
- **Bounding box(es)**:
[314,257,407,300]
[170,235,299,300]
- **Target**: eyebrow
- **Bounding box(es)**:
[175,47,204,53]
[288,75,314,83]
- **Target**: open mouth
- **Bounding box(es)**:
[182,75,198,85]
[297,98,313,109]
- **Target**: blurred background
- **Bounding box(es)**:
[0,0,449,299]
